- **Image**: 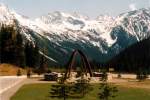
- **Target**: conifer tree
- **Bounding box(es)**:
[98,69,118,100]
[72,74,92,98]
[0,24,25,67]
[136,68,148,81]
[25,42,40,68]
[50,76,70,100]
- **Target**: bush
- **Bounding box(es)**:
[27,69,31,78]
[99,69,118,100]
[17,69,22,76]
[118,73,121,78]
[136,71,148,81]
[99,83,118,100]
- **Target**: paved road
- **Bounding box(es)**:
[0,76,26,100]
[0,75,53,100]
[1,74,150,100]
[0,73,142,100]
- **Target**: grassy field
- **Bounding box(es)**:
[11,83,150,100]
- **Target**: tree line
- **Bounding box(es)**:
[108,37,150,73]
[0,23,40,68]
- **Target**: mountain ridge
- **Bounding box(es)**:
[0,4,150,66]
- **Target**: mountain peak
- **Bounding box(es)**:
[0,4,15,25]
[0,3,8,9]
[0,5,150,65]
[0,3,10,14]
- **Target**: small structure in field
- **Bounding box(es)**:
[64,49,93,83]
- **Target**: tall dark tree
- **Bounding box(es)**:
[0,25,15,64]
[136,68,148,81]
[0,20,40,68]
[50,76,70,100]
[15,33,26,67]
[72,75,92,98]
[0,24,26,67]
[25,42,40,68]
[98,70,118,100]
[40,48,48,73]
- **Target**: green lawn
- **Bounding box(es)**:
[11,83,150,100]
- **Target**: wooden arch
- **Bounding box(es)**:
[64,50,93,80]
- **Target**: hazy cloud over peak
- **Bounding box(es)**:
[129,3,137,11]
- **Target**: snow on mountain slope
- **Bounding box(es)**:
[0,4,32,42]
[0,4,14,25]
[0,4,150,64]
[35,11,118,48]
[115,8,150,41]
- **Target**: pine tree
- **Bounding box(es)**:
[98,69,118,100]
[50,76,70,100]
[16,69,22,76]
[0,25,15,64]
[25,42,33,67]
[40,49,48,72]
[99,83,118,100]
[72,74,92,98]
[15,33,26,67]
[136,68,148,81]
[0,23,26,67]
[25,42,40,68]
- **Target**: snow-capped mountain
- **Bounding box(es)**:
[0,4,150,65]
[35,11,117,47]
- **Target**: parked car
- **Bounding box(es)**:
[93,72,103,77]
[44,72,58,81]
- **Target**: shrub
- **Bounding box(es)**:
[17,69,22,76]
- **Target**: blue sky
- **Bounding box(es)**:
[0,0,150,19]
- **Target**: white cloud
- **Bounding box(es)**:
[129,3,137,11]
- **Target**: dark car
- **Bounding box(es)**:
[44,72,58,81]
